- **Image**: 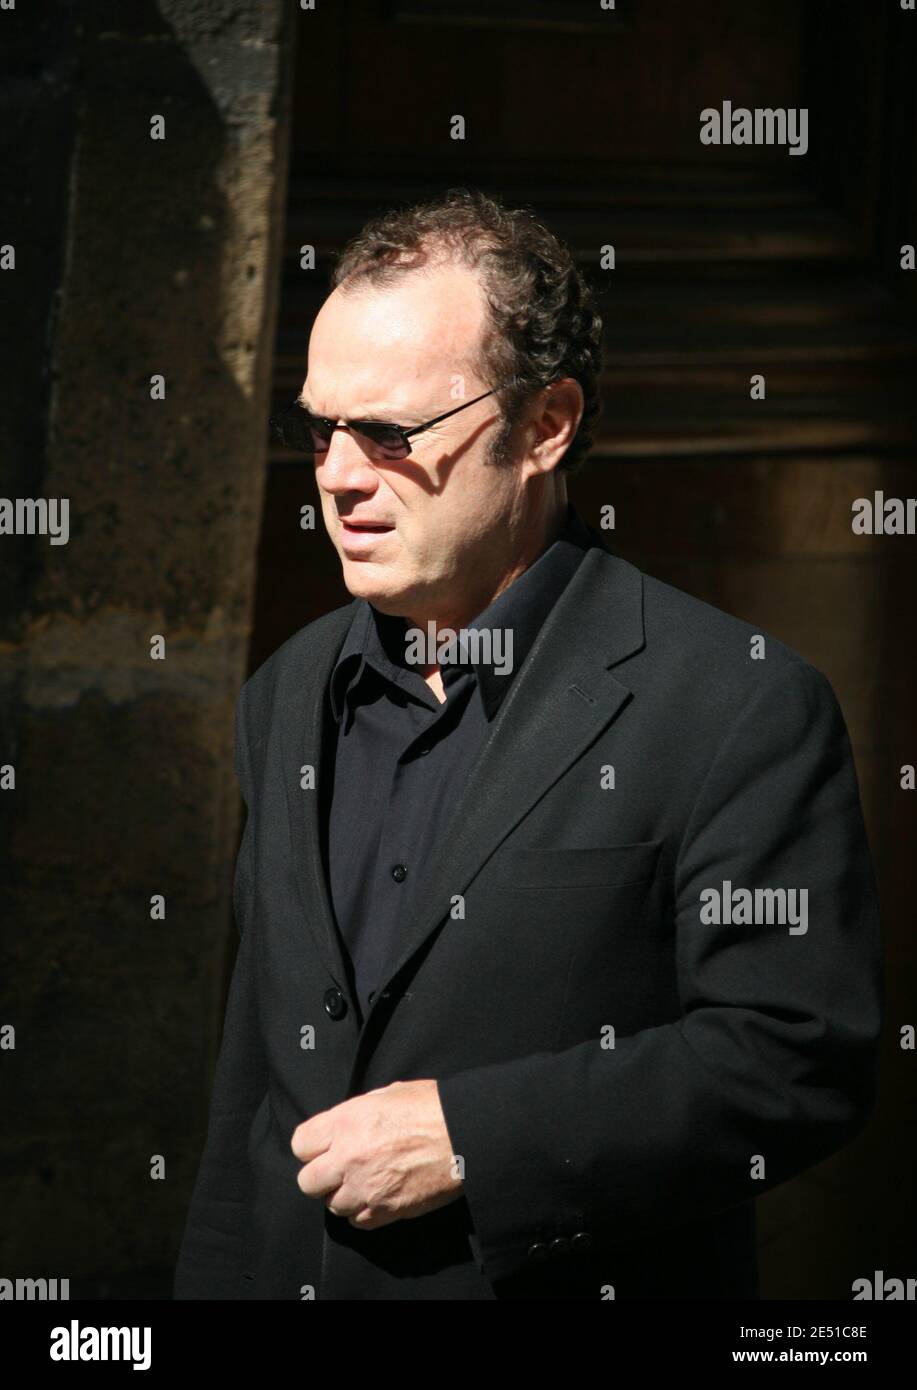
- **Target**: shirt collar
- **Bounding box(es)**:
[330,502,596,723]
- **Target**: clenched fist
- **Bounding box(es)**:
[291,1078,464,1229]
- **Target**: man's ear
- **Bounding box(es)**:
[525,379,584,477]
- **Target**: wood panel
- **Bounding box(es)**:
[253,3,917,1296]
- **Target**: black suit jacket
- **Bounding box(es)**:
[174,529,883,1300]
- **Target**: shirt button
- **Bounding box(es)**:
[391,863,407,882]
[323,987,347,1021]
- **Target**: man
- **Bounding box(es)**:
[174,189,883,1300]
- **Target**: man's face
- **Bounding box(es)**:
[303,261,532,626]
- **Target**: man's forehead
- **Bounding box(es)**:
[313,265,485,355]
[304,264,486,413]
[297,366,433,414]
[306,326,482,415]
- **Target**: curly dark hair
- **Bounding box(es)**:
[330,187,604,476]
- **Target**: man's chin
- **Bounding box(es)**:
[339,560,410,612]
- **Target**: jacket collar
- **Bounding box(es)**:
[329,504,597,724]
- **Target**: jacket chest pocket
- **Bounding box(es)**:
[492,839,663,889]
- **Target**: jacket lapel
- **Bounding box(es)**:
[361,542,646,1029]
[281,542,647,1019]
[281,603,358,985]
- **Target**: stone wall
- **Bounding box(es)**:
[0,0,293,1295]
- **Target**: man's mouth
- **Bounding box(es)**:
[341,519,394,533]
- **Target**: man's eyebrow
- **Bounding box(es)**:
[296,394,421,425]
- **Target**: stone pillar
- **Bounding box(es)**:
[0,0,293,1294]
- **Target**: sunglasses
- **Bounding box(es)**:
[269,387,500,462]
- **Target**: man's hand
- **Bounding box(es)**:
[291,1079,464,1229]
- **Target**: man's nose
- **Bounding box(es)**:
[316,430,377,494]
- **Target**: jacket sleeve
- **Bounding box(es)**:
[435,658,884,1285]
[173,682,269,1299]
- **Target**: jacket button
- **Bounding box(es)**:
[571,1231,593,1254]
[548,1236,571,1259]
[323,987,347,1020]
[526,1242,550,1261]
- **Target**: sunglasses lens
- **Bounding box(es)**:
[355,424,410,460]
[271,405,410,459]
[271,408,330,454]
[309,419,332,453]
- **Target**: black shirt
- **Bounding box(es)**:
[326,503,597,1020]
